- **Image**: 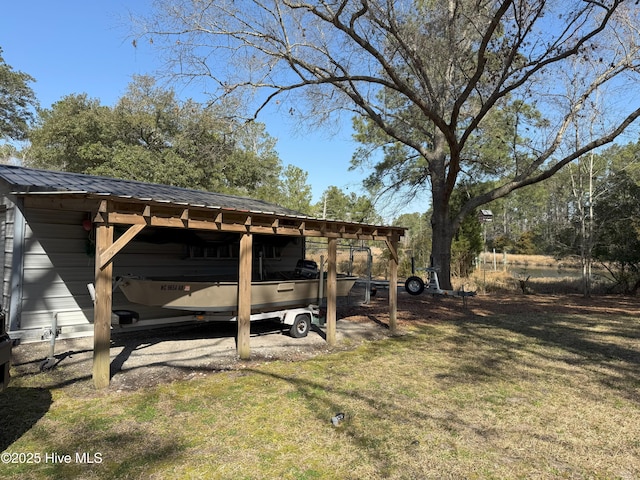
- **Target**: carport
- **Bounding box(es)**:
[8,168,405,389]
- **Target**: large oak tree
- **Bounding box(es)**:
[138,0,640,288]
[27,76,283,199]
[0,47,38,142]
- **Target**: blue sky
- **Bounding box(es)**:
[0,1,380,209]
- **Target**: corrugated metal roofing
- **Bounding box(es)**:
[0,164,304,217]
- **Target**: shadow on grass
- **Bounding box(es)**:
[1,423,187,479]
[465,314,639,363]
[0,387,52,451]
[240,304,640,474]
[242,334,487,476]
[359,291,640,403]
[39,432,186,479]
[455,309,640,403]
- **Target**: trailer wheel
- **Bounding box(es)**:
[405,276,425,295]
[289,314,311,338]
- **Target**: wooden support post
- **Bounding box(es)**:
[93,223,114,389]
[326,237,338,346]
[237,233,253,360]
[387,237,399,334]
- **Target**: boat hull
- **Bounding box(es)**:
[118,276,358,312]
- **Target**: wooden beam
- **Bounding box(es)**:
[22,196,99,212]
[180,208,189,223]
[93,223,114,389]
[95,202,406,240]
[104,215,394,240]
[237,233,253,360]
[326,237,338,346]
[93,200,108,224]
[98,224,145,269]
[387,237,398,334]
[20,193,407,242]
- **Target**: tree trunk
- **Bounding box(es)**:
[430,187,455,291]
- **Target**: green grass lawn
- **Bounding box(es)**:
[1,295,639,479]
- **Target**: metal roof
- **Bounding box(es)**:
[0,164,304,217]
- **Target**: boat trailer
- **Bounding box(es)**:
[404,268,476,302]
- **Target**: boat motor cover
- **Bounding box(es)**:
[295,259,319,279]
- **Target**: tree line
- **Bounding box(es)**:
[397,141,640,294]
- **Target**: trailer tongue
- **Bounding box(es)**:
[0,308,11,391]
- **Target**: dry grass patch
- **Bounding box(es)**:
[1,294,639,479]
[478,253,563,267]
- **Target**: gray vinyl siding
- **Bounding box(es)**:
[10,205,304,341]
[18,208,94,333]
[0,200,9,332]
[5,200,21,333]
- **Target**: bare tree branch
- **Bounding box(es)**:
[136,0,640,287]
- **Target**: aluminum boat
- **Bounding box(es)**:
[118,275,357,312]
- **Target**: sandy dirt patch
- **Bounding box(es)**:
[10,302,391,392]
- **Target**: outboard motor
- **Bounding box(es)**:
[295,259,319,279]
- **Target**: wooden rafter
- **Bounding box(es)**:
[94,205,402,240]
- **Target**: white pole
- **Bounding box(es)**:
[318,255,325,304]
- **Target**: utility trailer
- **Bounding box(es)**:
[39,287,319,372]
[194,305,320,339]
[39,307,321,370]
[405,268,476,299]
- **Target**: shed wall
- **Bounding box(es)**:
[0,199,9,332]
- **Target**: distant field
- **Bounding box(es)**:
[478,252,573,267]
[470,254,616,295]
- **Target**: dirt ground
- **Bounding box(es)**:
[10,298,393,393]
[9,288,640,393]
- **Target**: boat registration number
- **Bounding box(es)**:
[160,284,191,292]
